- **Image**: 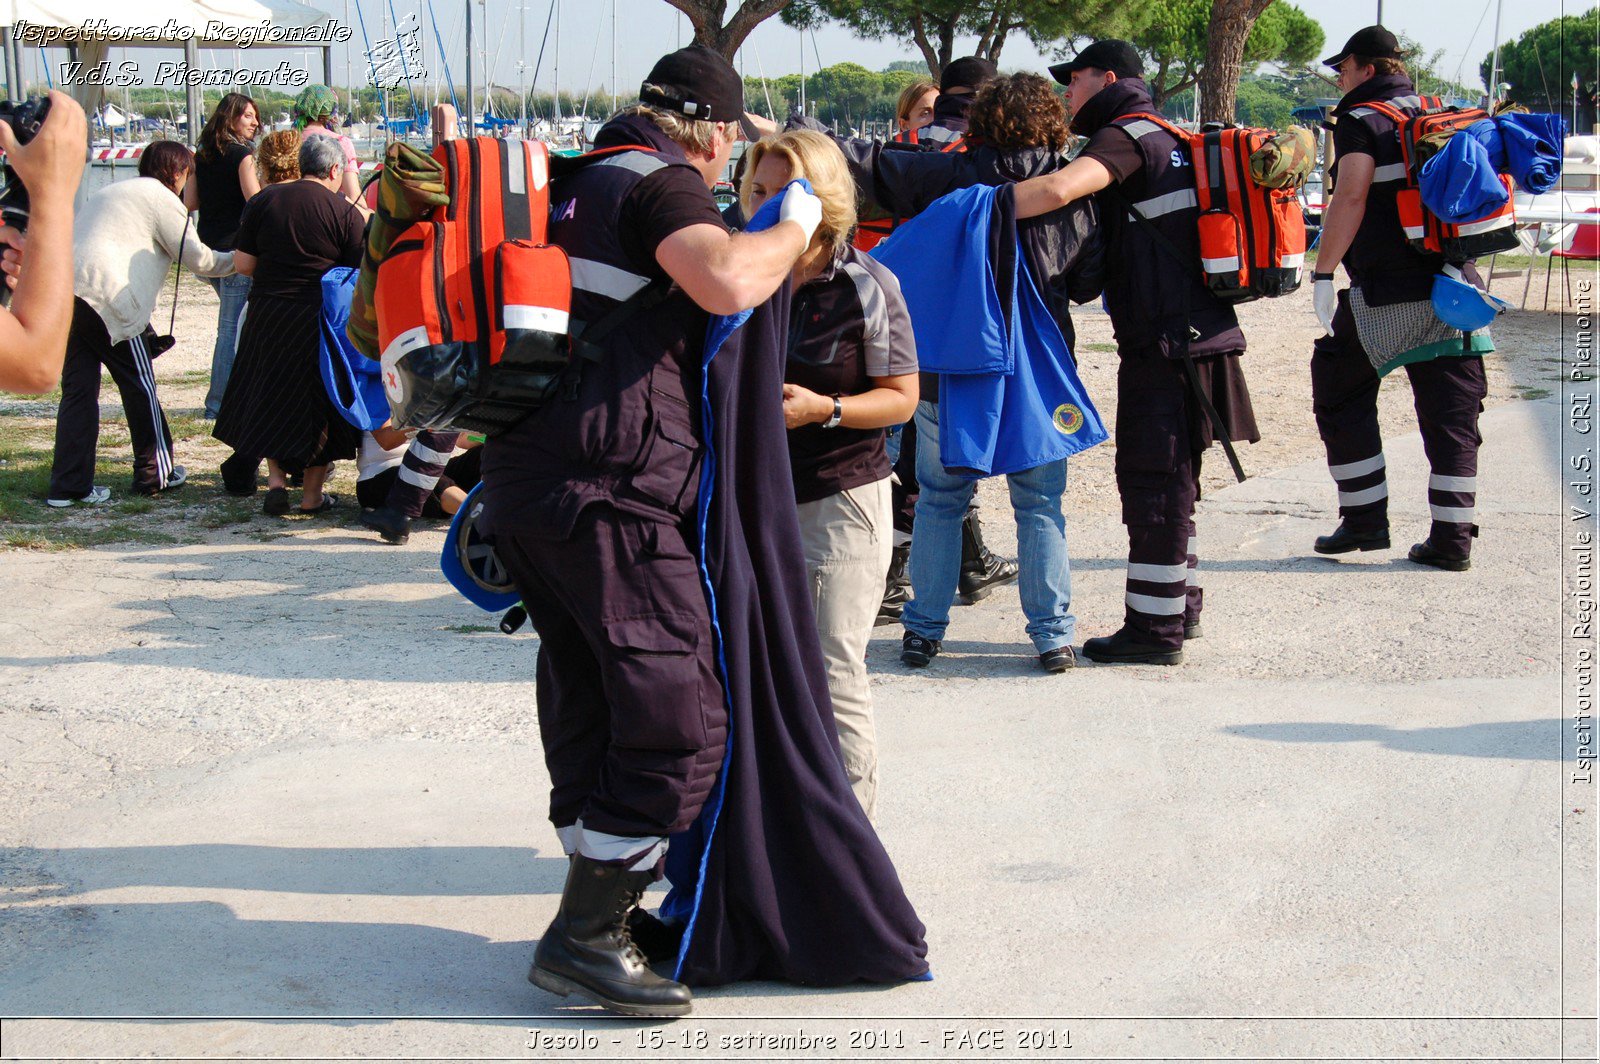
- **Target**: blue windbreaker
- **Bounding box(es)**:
[873,183,1106,477]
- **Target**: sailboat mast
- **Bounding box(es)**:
[1488,0,1504,106]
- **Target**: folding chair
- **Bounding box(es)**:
[1543,206,1600,310]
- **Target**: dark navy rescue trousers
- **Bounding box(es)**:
[1312,291,1487,558]
[498,505,727,872]
[1114,353,1204,650]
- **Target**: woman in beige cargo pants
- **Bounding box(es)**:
[742,131,920,819]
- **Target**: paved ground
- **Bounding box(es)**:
[0,399,1594,1061]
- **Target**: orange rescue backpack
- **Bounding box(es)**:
[1359,97,1519,260]
[1123,112,1309,303]
[376,137,667,435]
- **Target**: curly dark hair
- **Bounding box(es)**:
[968,73,1070,154]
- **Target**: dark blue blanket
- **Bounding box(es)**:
[662,187,931,987]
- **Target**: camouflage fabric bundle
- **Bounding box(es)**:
[346,141,450,360]
[1248,125,1316,189]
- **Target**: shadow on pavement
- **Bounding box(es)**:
[1,845,568,899]
[1223,718,1573,760]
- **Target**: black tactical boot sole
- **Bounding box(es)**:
[528,963,693,1018]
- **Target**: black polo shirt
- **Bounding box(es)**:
[785,245,918,504]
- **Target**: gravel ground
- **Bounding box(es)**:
[0,257,1590,1058]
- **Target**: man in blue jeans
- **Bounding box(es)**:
[900,399,1076,672]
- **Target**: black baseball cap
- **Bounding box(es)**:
[1049,39,1143,83]
[940,56,998,94]
[640,45,759,139]
[1323,26,1402,69]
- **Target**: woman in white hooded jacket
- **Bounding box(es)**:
[47,140,235,505]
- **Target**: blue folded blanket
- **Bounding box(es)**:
[1499,111,1566,195]
[1420,112,1568,223]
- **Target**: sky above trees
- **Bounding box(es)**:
[49,0,1562,100]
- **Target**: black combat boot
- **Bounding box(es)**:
[1407,539,1471,572]
[1313,522,1391,555]
[360,505,412,545]
[958,510,1018,604]
[1081,626,1184,666]
[876,543,911,626]
[529,854,692,1017]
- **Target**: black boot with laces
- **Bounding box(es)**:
[958,509,1019,603]
[529,854,692,1017]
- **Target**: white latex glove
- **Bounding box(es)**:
[1313,277,1337,335]
[777,182,823,244]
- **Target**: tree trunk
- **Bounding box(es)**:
[1151,56,1172,108]
[665,0,793,60]
[1197,0,1274,125]
[910,11,959,80]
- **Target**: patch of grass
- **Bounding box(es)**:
[166,413,215,441]
[115,497,156,515]
[200,499,256,528]
[3,523,182,550]
[442,623,498,634]
[1082,342,1118,353]
[1517,386,1553,401]
[0,432,123,522]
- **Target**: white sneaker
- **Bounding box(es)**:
[157,465,187,492]
[46,485,111,508]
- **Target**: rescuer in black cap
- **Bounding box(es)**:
[1008,40,1260,665]
[1308,27,1489,571]
[479,44,824,1016]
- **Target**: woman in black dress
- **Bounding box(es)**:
[213,135,367,515]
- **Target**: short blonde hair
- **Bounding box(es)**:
[739,130,857,255]
[618,95,732,156]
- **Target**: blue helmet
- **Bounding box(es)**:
[1432,266,1510,333]
[440,483,520,612]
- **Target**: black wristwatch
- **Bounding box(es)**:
[1312,271,1335,281]
[822,396,843,429]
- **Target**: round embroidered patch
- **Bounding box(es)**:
[1053,403,1085,435]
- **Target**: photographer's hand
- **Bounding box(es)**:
[0,225,23,289]
[0,90,85,393]
[0,90,87,211]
